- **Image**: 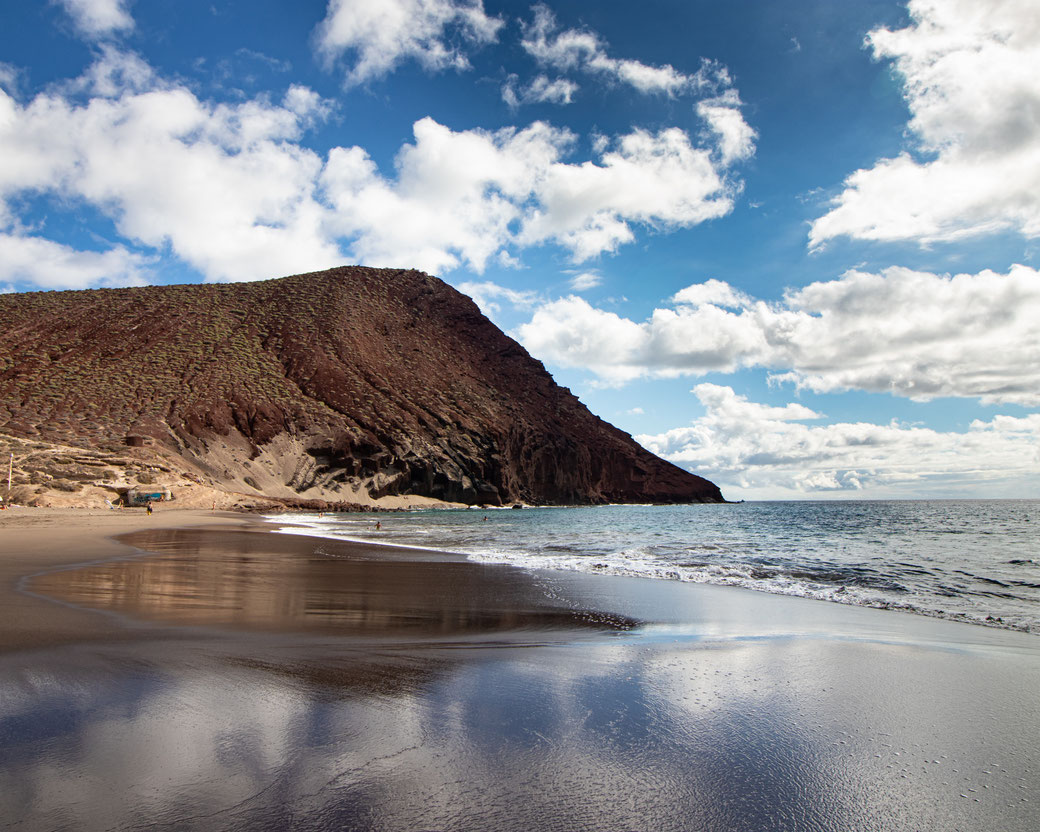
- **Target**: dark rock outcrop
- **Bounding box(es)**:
[0,267,723,505]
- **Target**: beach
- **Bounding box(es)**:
[2,508,1039,831]
[0,506,261,653]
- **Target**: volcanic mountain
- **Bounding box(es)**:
[0,267,723,507]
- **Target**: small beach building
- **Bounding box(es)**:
[125,486,172,506]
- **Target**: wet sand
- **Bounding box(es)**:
[2,510,1039,831]
[0,506,260,652]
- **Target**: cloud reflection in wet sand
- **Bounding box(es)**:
[29,528,636,639]
[3,528,1039,831]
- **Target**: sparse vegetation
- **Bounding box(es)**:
[0,268,722,507]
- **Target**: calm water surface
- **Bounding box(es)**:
[276,500,1040,633]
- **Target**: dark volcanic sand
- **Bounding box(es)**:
[2,526,1039,831]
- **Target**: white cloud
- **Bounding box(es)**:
[57,0,134,38]
[0,49,746,286]
[594,56,691,96]
[0,52,342,283]
[456,280,540,318]
[502,74,579,108]
[323,118,740,271]
[517,265,1040,404]
[315,0,503,86]
[672,278,750,308]
[0,64,19,93]
[637,384,1040,498]
[520,6,603,71]
[283,84,335,126]
[0,233,148,290]
[518,127,736,261]
[518,296,649,382]
[321,118,570,274]
[568,271,601,291]
[521,5,725,97]
[810,0,1040,247]
[73,45,153,95]
[697,96,757,165]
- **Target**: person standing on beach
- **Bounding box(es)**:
[146,502,152,516]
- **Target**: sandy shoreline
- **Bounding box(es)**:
[0,505,262,652]
[2,507,1040,831]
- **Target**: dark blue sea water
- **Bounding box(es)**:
[274,500,1040,633]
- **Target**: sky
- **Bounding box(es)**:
[1,0,1038,500]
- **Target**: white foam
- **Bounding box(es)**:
[265,510,1038,634]
[273,525,467,555]
[461,549,1034,633]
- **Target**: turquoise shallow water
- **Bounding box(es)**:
[275,500,1040,633]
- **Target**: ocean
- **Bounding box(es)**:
[272,500,1040,634]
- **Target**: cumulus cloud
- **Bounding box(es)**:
[517,265,1040,404]
[519,127,737,260]
[520,4,717,96]
[0,51,341,283]
[73,45,154,95]
[321,118,571,274]
[315,0,503,85]
[57,0,134,38]
[637,384,1040,497]
[697,93,757,165]
[0,48,748,285]
[519,296,648,381]
[810,0,1040,247]
[0,233,148,290]
[671,278,751,308]
[322,117,740,271]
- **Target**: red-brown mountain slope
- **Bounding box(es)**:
[0,267,723,506]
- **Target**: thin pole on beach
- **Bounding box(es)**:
[6,453,11,500]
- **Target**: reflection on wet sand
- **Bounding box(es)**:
[3,622,1039,832]
[30,528,635,639]
[7,527,1040,832]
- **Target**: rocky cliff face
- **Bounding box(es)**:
[0,267,723,506]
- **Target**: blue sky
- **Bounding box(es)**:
[2,0,1039,499]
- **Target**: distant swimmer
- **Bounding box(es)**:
[376,521,381,530]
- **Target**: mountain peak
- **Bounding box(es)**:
[0,267,723,507]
